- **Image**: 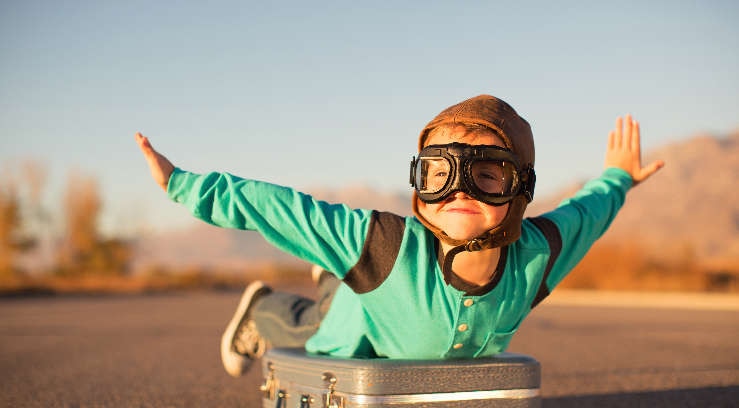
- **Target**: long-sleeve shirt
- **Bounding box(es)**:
[168,167,632,358]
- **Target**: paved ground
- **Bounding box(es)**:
[0,289,737,407]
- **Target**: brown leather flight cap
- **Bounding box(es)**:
[412,94,535,250]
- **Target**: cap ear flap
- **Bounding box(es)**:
[490,195,526,247]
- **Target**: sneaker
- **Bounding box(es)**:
[220,280,272,377]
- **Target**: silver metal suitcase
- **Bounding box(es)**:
[260,348,540,407]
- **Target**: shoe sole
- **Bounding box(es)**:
[220,280,269,377]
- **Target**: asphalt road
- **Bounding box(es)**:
[1,289,737,407]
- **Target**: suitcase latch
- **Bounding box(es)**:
[321,372,344,408]
[260,362,277,400]
[299,394,312,407]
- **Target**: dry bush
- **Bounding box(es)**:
[55,172,133,277]
[0,183,21,276]
[60,172,100,261]
[0,161,43,278]
[560,240,727,292]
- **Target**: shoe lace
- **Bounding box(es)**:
[233,320,266,358]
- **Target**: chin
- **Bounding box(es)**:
[439,217,490,239]
[442,227,487,242]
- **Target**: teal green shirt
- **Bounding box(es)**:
[168,167,632,358]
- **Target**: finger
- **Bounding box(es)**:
[614,116,623,148]
[630,119,641,155]
[608,130,616,150]
[135,132,147,149]
[635,160,665,184]
[624,114,634,151]
[135,133,156,156]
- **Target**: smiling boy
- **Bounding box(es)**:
[136,94,663,377]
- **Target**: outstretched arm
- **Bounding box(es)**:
[135,132,175,192]
[604,115,664,187]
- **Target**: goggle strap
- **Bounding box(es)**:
[522,166,536,202]
[409,157,416,186]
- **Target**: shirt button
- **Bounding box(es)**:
[463,299,474,307]
[458,323,468,332]
[453,343,463,349]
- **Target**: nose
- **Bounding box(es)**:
[444,190,473,201]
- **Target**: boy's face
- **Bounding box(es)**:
[416,125,510,242]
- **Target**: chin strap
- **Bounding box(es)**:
[412,193,523,285]
[440,235,496,285]
[441,245,466,285]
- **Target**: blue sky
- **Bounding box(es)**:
[1,1,737,236]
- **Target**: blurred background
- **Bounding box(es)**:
[1,0,737,294]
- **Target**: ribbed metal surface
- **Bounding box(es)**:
[260,348,541,407]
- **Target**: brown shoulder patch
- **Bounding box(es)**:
[343,211,406,294]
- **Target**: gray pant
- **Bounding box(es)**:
[251,272,340,347]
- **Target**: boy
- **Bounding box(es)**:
[136,95,663,377]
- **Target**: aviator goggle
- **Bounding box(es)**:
[410,142,535,206]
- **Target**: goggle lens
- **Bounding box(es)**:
[416,157,450,194]
[470,160,516,195]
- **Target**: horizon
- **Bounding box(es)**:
[1,1,737,236]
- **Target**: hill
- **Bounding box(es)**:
[526,131,738,269]
[133,185,411,272]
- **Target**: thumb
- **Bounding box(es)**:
[633,160,665,185]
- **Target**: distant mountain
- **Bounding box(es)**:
[135,132,738,272]
[133,185,411,271]
[526,131,739,269]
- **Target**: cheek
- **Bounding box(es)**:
[487,203,510,223]
[416,201,439,220]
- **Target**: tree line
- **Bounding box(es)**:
[2,160,734,293]
[0,160,132,280]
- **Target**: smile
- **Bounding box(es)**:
[445,207,481,214]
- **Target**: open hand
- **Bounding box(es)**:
[604,115,664,187]
[135,132,174,192]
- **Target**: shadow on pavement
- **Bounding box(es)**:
[543,385,739,407]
